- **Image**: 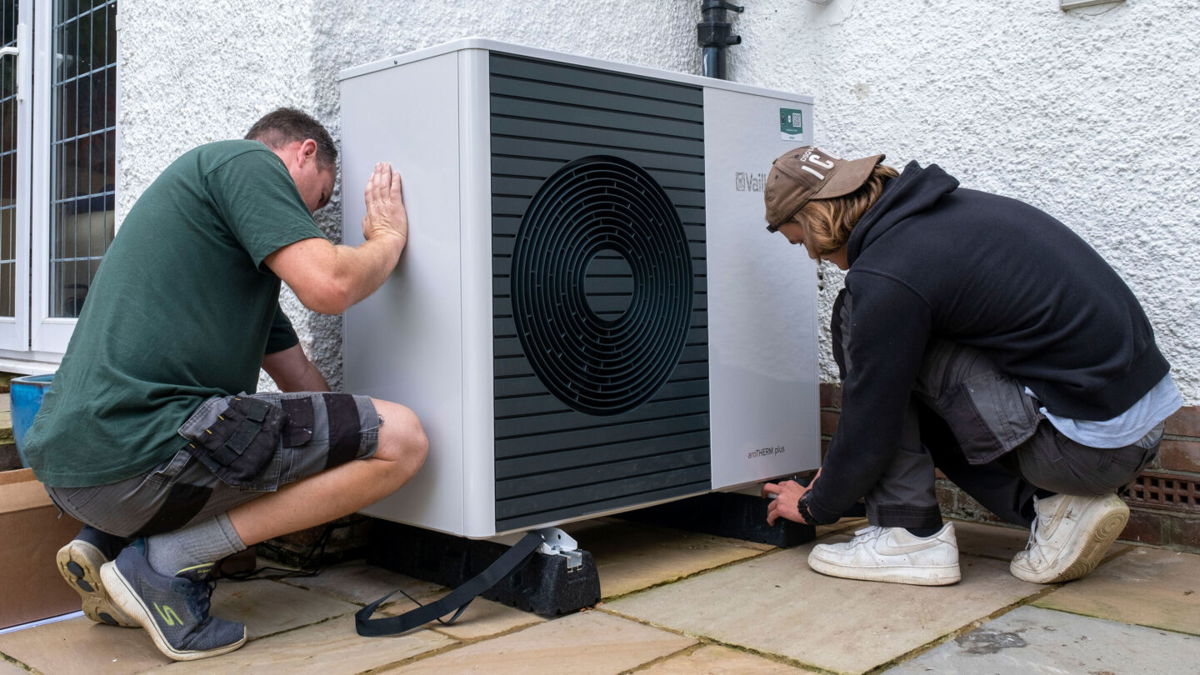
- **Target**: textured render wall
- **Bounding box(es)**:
[731,0,1200,403]
[116,0,324,387]
[117,0,1198,401]
[116,0,700,390]
[117,1,318,207]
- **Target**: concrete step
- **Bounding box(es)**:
[0,393,17,470]
[0,392,13,442]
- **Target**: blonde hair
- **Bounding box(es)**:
[793,164,899,256]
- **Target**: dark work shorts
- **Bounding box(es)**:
[46,392,380,538]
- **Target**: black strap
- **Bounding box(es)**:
[355,531,542,637]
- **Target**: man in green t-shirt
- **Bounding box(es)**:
[23,109,428,661]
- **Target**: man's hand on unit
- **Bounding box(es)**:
[763,479,811,525]
[762,469,821,526]
[362,162,408,244]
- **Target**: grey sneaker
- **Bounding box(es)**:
[808,523,961,586]
[1010,493,1129,584]
[56,526,137,627]
[99,540,246,661]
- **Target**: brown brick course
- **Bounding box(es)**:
[820,410,840,437]
[1173,514,1200,550]
[1119,508,1165,547]
[819,383,843,409]
[1157,439,1200,474]
[1164,405,1200,437]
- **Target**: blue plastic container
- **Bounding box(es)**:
[11,373,54,460]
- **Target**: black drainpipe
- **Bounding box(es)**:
[697,0,743,79]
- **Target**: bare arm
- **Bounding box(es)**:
[265,163,408,315]
[262,343,330,393]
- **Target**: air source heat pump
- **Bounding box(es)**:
[339,39,820,538]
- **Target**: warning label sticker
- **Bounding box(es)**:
[779,108,804,141]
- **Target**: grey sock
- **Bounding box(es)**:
[145,513,246,578]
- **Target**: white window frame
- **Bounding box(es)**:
[0,12,30,355]
[0,0,119,370]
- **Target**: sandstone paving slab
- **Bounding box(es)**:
[213,578,361,639]
[1033,546,1200,635]
[565,518,771,599]
[155,612,454,674]
[0,617,171,673]
[0,658,26,675]
[950,520,1029,560]
[884,605,1200,673]
[277,560,445,607]
[392,609,695,674]
[640,644,819,673]
[605,543,1043,674]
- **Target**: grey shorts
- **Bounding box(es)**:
[46,392,380,538]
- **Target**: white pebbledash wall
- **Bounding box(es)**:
[732,0,1200,403]
[115,0,1199,402]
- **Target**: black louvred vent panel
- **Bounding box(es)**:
[490,53,710,531]
[511,155,693,416]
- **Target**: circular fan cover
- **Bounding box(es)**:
[511,155,694,416]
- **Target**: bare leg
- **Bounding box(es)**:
[226,398,428,546]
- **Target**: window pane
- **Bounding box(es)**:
[0,261,12,317]
[50,0,115,318]
[1,2,15,46]
[0,0,17,319]
[1,199,14,261]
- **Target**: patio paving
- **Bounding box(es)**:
[887,605,1200,674]
[1032,545,1200,635]
[604,535,1044,673]
[1,516,1197,674]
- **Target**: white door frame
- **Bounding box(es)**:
[0,4,30,352]
[0,1,119,364]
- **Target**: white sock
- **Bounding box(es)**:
[145,513,246,578]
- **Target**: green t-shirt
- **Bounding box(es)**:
[23,140,325,487]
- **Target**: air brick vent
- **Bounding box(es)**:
[1126,472,1200,512]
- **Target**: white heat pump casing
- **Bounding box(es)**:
[340,39,819,538]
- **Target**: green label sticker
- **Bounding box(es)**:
[780,108,804,141]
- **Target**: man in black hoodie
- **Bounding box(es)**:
[759,147,1180,586]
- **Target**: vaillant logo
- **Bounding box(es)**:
[746,445,786,460]
[735,171,767,192]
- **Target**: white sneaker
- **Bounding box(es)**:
[1010,493,1129,584]
[807,523,961,586]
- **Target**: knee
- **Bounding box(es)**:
[371,399,429,480]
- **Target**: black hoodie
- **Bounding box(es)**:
[807,162,1169,525]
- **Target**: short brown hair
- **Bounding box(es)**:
[245,107,337,170]
[792,163,899,256]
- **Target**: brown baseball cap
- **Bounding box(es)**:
[763,146,885,231]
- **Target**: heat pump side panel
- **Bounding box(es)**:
[341,51,482,535]
[704,87,821,489]
[457,49,501,537]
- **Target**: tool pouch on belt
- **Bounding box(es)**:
[180,396,285,487]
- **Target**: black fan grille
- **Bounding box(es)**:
[510,155,694,416]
